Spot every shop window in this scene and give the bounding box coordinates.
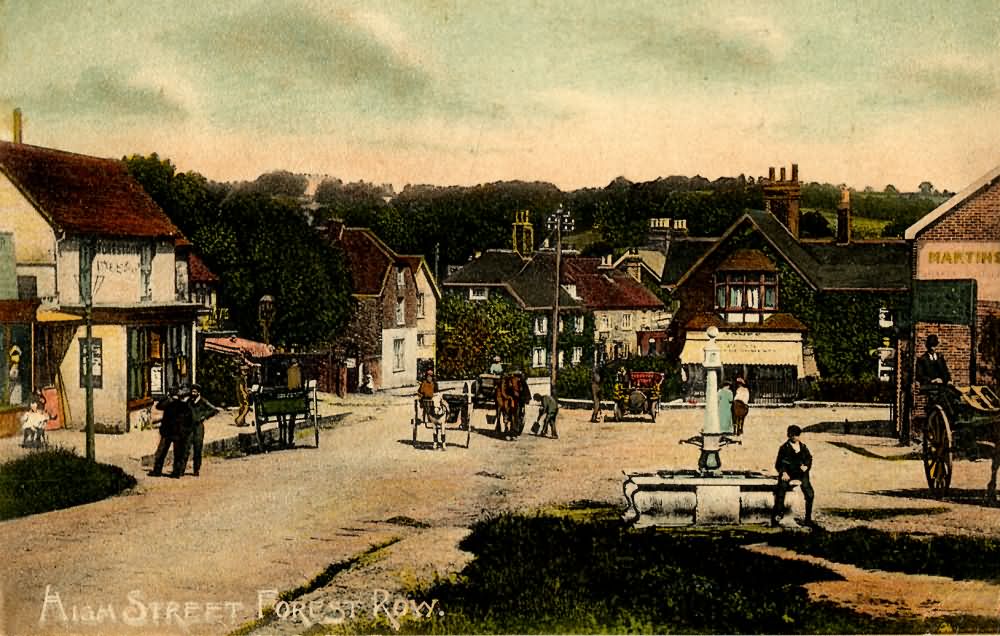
[1,325,32,405]
[715,272,779,312]
[128,325,190,402]
[79,337,103,390]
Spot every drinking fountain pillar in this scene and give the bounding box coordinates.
[698,326,723,474]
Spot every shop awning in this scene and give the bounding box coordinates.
[205,335,274,359]
[680,332,804,373]
[36,308,83,322]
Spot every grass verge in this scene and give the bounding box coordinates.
[318,505,999,634]
[0,446,136,520]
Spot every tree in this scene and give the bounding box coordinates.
[918,181,935,196]
[884,184,899,194]
[435,295,531,379]
[124,155,353,349]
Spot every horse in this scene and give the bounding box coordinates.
[494,372,528,440]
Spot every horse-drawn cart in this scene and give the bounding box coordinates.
[611,371,665,422]
[410,390,471,450]
[471,372,529,438]
[921,384,1000,496]
[251,380,320,451]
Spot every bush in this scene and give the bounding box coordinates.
[0,446,137,520]
[197,349,240,407]
[555,365,591,399]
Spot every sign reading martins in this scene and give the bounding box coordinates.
[917,241,1000,302]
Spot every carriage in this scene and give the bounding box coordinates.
[251,380,320,452]
[410,389,471,449]
[920,383,1000,496]
[611,371,665,422]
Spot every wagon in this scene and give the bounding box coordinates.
[251,380,320,451]
[410,390,471,450]
[611,371,665,422]
[920,383,1000,495]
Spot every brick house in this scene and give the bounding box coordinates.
[0,139,201,433]
[664,165,910,401]
[323,223,439,390]
[905,164,1000,428]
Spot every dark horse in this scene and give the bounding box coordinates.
[495,372,529,440]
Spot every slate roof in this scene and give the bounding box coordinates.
[0,141,184,239]
[443,249,581,310]
[563,257,665,310]
[660,238,716,287]
[672,210,909,292]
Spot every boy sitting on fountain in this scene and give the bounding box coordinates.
[771,424,816,528]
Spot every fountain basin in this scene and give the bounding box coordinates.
[622,469,804,527]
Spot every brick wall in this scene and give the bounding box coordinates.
[918,180,1000,242]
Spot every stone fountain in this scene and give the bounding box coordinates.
[621,327,802,527]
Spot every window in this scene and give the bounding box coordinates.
[715,272,778,312]
[79,338,103,389]
[175,259,189,302]
[621,313,633,330]
[395,298,405,326]
[558,350,565,368]
[393,338,405,371]
[396,267,406,291]
[16,276,37,300]
[599,315,610,331]
[417,333,425,347]
[574,316,584,333]
[532,347,547,368]
[534,315,548,335]
[572,347,583,364]
[128,325,190,401]
[416,293,425,318]
[470,287,488,300]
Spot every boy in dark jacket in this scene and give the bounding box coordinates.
[771,424,815,527]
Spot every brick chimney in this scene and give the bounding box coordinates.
[512,209,534,259]
[836,188,851,245]
[763,163,802,239]
[12,109,22,144]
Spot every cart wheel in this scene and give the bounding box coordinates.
[923,405,953,495]
[614,402,623,422]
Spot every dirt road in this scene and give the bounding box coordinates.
[3,397,1000,635]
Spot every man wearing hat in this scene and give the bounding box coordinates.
[417,368,437,424]
[916,334,951,386]
[185,383,219,476]
[151,385,194,478]
[489,356,504,374]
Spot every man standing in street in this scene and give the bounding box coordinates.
[185,383,219,477]
[150,386,193,478]
[531,393,559,439]
[771,424,816,528]
[732,377,750,437]
[590,365,602,423]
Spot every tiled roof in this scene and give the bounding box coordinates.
[336,228,393,296]
[188,252,218,283]
[563,257,665,310]
[443,250,582,310]
[204,335,274,358]
[717,248,776,271]
[0,141,184,239]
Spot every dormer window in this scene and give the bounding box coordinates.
[470,287,488,301]
[715,272,778,311]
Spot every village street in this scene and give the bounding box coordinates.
[4,392,1000,636]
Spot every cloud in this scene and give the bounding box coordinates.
[16,66,187,121]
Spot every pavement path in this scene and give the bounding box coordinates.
[2,395,1000,635]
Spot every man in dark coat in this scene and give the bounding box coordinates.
[150,386,193,478]
[916,334,951,385]
[771,424,815,527]
[590,365,602,423]
[185,383,219,476]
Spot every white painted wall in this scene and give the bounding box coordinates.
[381,327,417,389]
[59,324,128,429]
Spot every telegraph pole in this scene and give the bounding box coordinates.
[547,206,574,398]
[81,238,96,461]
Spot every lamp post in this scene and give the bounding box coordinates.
[546,205,574,398]
[258,295,275,346]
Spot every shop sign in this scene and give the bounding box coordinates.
[912,279,976,325]
[917,241,1000,301]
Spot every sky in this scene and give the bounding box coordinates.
[1,1,999,193]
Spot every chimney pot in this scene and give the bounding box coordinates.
[780,166,786,181]
[769,167,776,181]
[791,163,798,182]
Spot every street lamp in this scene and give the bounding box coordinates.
[258,295,275,346]
[546,205,574,398]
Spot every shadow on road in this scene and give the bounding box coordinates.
[874,488,1000,509]
[804,419,895,436]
